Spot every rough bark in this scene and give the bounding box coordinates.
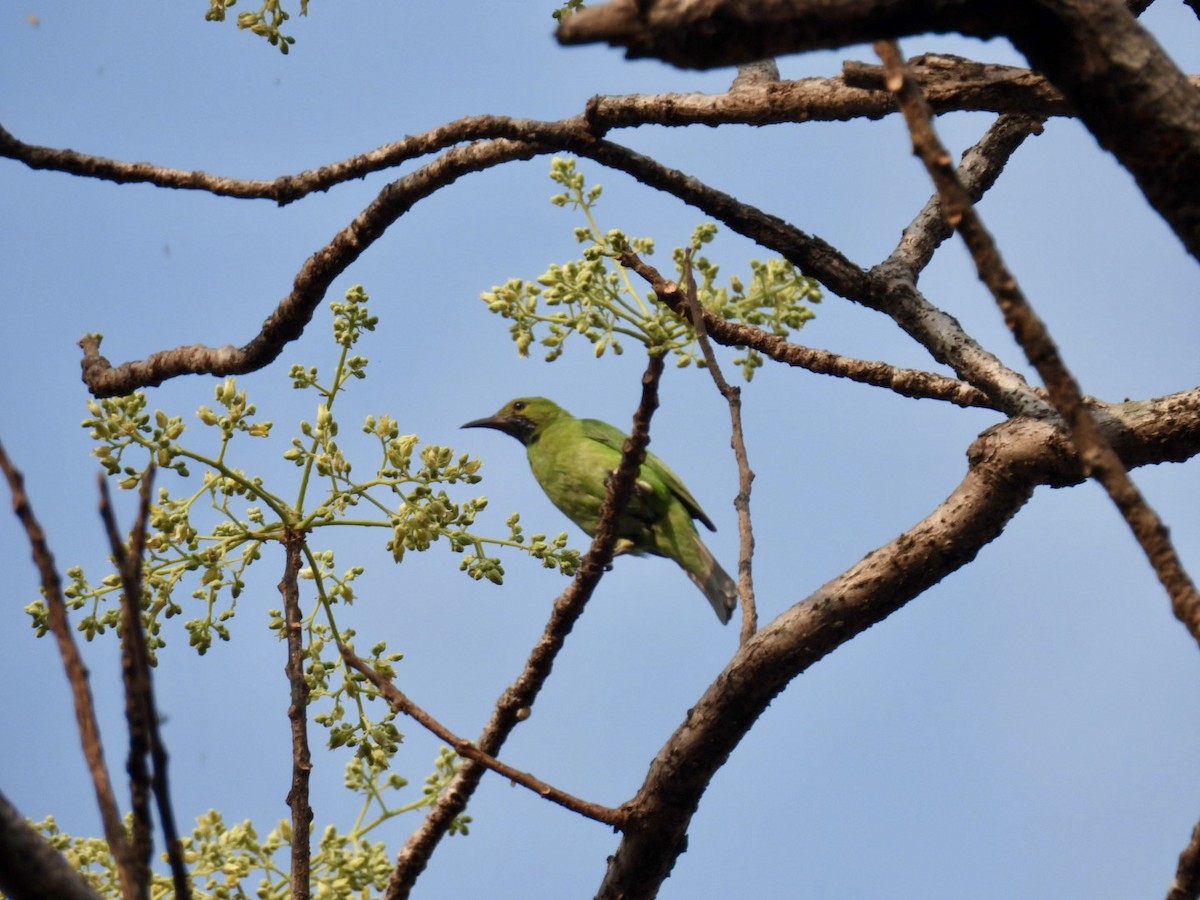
[597,392,1200,896]
[559,0,1200,261]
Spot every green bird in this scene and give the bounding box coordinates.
[462,397,738,624]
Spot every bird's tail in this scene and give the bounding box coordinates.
[687,540,738,625]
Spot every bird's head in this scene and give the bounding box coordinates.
[461,397,565,446]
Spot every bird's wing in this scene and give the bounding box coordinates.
[580,417,717,532]
[579,417,628,453]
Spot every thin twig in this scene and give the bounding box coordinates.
[875,37,1200,648]
[98,476,153,897]
[384,352,667,899]
[280,530,313,900]
[340,646,621,827]
[884,110,1045,276]
[97,471,191,899]
[0,440,137,900]
[617,249,993,409]
[677,250,758,642]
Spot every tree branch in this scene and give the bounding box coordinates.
[884,110,1046,276]
[280,530,313,900]
[596,387,1200,897]
[97,470,190,899]
[624,247,996,407]
[0,440,137,900]
[598,426,1037,896]
[875,37,1200,644]
[1168,816,1200,900]
[63,94,1036,421]
[0,56,1114,205]
[678,252,760,643]
[559,0,1200,262]
[384,352,667,899]
[556,0,1000,65]
[1000,0,1200,262]
[339,646,621,827]
[0,790,102,900]
[97,474,154,899]
[77,138,543,397]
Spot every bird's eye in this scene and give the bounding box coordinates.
[513,401,526,411]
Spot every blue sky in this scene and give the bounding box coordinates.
[3,3,1200,898]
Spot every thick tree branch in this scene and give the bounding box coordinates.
[586,53,1100,128]
[340,646,621,827]
[0,790,102,900]
[876,38,1200,644]
[556,0,999,65]
[1000,0,1200,262]
[597,387,1200,897]
[384,353,667,899]
[600,438,1035,896]
[1168,817,1200,900]
[559,0,1200,262]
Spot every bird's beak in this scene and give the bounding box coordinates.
[461,415,506,431]
[462,413,534,444]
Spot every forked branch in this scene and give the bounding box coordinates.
[875,38,1200,645]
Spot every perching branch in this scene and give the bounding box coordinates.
[621,248,764,634]
[875,37,1200,645]
[0,440,137,900]
[339,645,621,827]
[384,351,667,899]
